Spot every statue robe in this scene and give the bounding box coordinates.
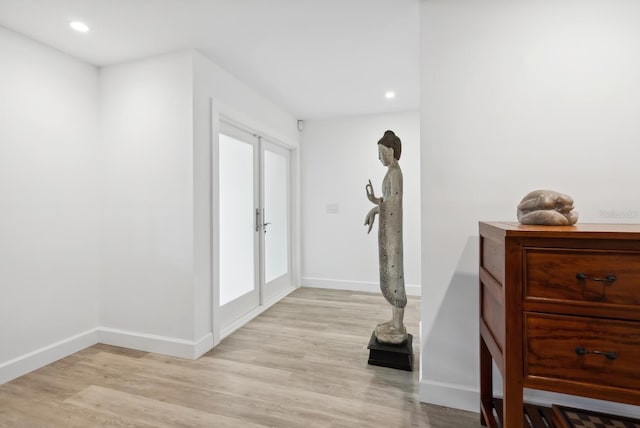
[378,165,407,308]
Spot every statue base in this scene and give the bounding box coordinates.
[367,331,413,371]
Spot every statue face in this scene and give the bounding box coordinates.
[378,144,394,166]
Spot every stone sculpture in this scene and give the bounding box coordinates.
[517,189,578,225]
[364,130,408,345]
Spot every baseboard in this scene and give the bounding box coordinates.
[220,286,296,340]
[302,277,421,296]
[419,380,640,419]
[194,332,214,359]
[522,389,640,420]
[97,328,213,360]
[0,329,98,385]
[419,379,480,413]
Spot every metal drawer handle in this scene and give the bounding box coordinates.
[575,346,617,360]
[576,273,616,283]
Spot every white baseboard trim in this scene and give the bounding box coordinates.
[419,379,480,413]
[521,389,640,420]
[97,328,212,360]
[419,381,640,419]
[0,329,98,385]
[302,277,421,296]
[194,332,214,359]
[1,328,214,385]
[220,286,296,340]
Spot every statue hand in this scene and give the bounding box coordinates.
[364,207,378,234]
[366,179,380,204]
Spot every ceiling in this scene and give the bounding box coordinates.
[0,0,420,119]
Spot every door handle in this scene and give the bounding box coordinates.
[263,222,271,233]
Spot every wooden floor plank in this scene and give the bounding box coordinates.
[0,288,481,427]
[65,385,274,428]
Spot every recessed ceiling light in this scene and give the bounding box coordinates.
[69,21,90,33]
[385,91,396,99]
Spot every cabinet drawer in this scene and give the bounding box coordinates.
[525,249,640,306]
[525,313,640,391]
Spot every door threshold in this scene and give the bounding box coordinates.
[220,286,297,340]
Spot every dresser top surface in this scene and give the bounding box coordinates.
[480,221,640,239]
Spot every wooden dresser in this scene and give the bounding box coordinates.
[479,222,640,427]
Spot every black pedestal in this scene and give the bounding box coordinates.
[367,331,414,371]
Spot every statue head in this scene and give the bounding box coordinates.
[377,130,401,161]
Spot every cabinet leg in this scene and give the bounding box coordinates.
[480,336,492,426]
[503,375,524,428]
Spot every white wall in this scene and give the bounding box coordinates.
[301,112,421,297]
[192,51,300,345]
[420,0,640,416]
[0,26,100,383]
[98,50,300,355]
[0,27,298,378]
[99,51,199,355]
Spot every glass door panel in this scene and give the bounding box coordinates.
[219,124,260,327]
[262,141,291,301]
[264,148,289,282]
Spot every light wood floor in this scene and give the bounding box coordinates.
[0,288,482,427]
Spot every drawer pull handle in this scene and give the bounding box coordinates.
[575,273,616,283]
[575,346,617,360]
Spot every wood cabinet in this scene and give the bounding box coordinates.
[479,222,640,427]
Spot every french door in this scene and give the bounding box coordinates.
[218,121,291,331]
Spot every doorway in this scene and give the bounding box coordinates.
[218,120,292,334]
